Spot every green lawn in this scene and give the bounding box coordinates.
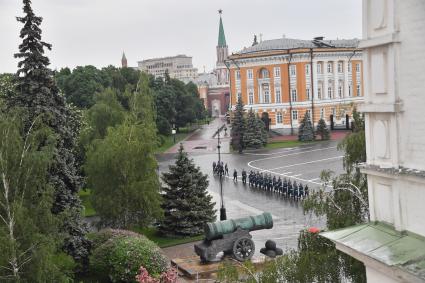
[132,226,203,248]
[265,140,318,149]
[156,132,191,153]
[79,189,96,217]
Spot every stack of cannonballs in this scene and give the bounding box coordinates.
[260,240,283,258]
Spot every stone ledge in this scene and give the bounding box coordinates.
[359,32,400,49]
[359,163,425,181]
[358,102,403,113]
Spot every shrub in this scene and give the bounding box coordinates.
[90,229,168,282]
[88,228,140,249]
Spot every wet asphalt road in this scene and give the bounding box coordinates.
[157,120,345,257]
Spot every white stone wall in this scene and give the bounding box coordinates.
[359,1,425,281]
[366,267,399,283]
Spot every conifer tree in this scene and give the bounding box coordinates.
[298,112,315,141]
[257,113,268,145]
[231,98,246,153]
[243,109,265,149]
[8,0,89,265]
[160,144,216,236]
[316,118,330,140]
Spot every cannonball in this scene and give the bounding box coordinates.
[265,250,277,258]
[275,248,283,256]
[265,240,276,250]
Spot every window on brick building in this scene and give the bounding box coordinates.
[356,63,360,73]
[318,86,322,99]
[292,110,298,121]
[317,63,322,74]
[274,67,281,78]
[305,64,310,75]
[328,86,333,99]
[276,112,283,124]
[306,109,312,119]
[338,62,343,73]
[327,63,333,73]
[290,65,296,76]
[275,88,282,103]
[261,69,269,78]
[306,88,311,100]
[338,85,343,97]
[247,69,253,80]
[248,90,254,105]
[264,89,270,103]
[236,70,241,80]
[291,89,297,102]
[237,91,242,102]
[348,84,352,97]
[357,84,361,96]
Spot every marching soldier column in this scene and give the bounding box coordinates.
[213,163,310,201]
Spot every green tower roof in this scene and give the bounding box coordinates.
[218,15,227,47]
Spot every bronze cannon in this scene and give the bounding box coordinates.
[194,212,273,262]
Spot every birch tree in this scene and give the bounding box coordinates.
[0,113,72,282]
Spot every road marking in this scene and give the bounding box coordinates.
[229,200,279,220]
[247,146,337,166]
[243,146,315,156]
[247,156,343,186]
[289,174,302,177]
[264,156,343,171]
[308,178,320,182]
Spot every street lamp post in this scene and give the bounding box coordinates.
[217,126,227,220]
[172,124,176,144]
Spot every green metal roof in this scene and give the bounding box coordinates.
[218,16,227,47]
[321,222,425,281]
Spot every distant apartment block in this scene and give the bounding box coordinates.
[138,55,198,83]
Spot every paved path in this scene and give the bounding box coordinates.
[165,118,230,154]
[158,120,346,258]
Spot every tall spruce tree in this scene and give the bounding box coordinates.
[231,98,246,153]
[243,109,264,149]
[316,118,330,140]
[160,144,216,236]
[298,112,315,141]
[8,0,90,265]
[257,113,268,145]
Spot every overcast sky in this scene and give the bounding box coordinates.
[0,0,362,73]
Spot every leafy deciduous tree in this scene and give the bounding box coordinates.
[85,73,162,228]
[0,113,74,282]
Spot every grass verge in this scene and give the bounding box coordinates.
[265,140,318,149]
[156,132,191,153]
[132,226,203,248]
[79,189,96,217]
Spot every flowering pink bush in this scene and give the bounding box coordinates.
[136,266,178,283]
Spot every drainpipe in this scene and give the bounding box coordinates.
[310,48,315,131]
[287,52,294,135]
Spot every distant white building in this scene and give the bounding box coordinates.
[138,55,198,83]
[322,1,425,282]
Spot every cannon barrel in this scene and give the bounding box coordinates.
[204,212,273,240]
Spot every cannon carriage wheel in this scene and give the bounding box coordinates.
[232,237,255,261]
